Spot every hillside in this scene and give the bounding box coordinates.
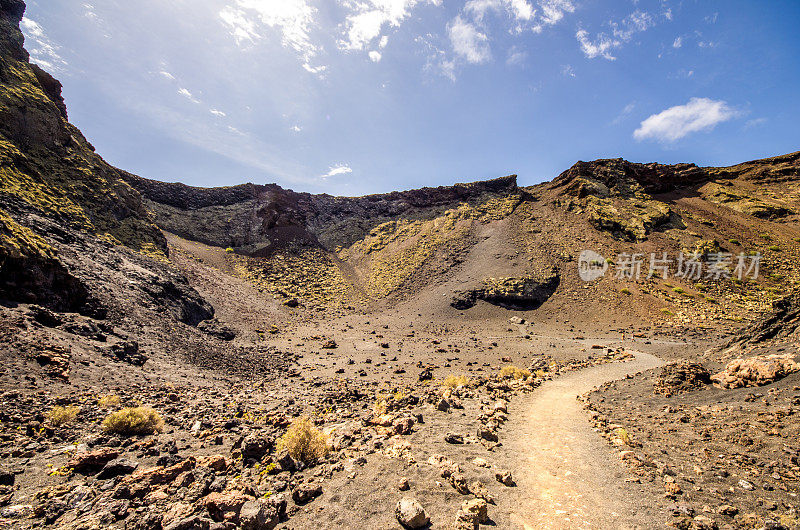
[1,1,800,529]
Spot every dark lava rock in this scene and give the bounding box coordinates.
[451,268,560,310]
[107,341,148,366]
[97,458,139,480]
[198,319,237,341]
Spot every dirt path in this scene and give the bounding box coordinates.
[499,351,667,529]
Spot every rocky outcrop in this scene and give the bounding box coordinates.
[712,354,800,389]
[451,268,560,310]
[0,0,220,337]
[122,173,519,253]
[653,361,711,396]
[549,154,799,240]
[725,290,800,347]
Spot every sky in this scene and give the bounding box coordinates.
[19,0,800,195]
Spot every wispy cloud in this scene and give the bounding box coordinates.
[560,64,575,77]
[321,163,353,179]
[576,9,658,61]
[506,46,527,66]
[449,15,491,64]
[220,0,325,76]
[20,17,67,72]
[178,87,200,103]
[338,0,441,63]
[611,101,635,124]
[436,0,574,80]
[634,97,739,143]
[210,108,226,117]
[744,117,767,130]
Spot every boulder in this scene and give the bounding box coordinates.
[711,354,800,389]
[395,498,429,529]
[239,495,286,530]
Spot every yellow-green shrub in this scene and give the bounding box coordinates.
[500,365,531,380]
[101,407,163,435]
[47,406,79,426]
[97,394,121,409]
[276,416,329,462]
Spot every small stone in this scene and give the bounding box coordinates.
[239,496,286,530]
[395,498,429,529]
[398,478,410,491]
[477,427,498,442]
[445,433,464,444]
[495,471,515,487]
[292,483,322,505]
[67,448,119,473]
[737,479,754,491]
[462,498,488,523]
[436,398,451,412]
[96,458,139,480]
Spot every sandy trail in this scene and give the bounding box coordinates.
[502,351,667,529]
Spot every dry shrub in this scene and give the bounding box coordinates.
[500,365,531,380]
[276,416,329,462]
[47,406,79,426]
[101,407,163,436]
[97,394,121,409]
[441,375,471,388]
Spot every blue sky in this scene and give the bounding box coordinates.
[20,0,800,195]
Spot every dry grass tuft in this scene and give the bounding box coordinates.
[97,394,121,409]
[276,416,329,463]
[47,406,79,426]
[441,375,471,388]
[500,365,531,380]
[101,407,164,436]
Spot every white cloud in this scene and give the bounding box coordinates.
[369,50,382,62]
[159,70,176,80]
[178,88,200,103]
[321,163,353,179]
[560,64,575,77]
[634,97,739,143]
[290,125,302,132]
[338,0,441,61]
[20,17,67,72]
[576,10,655,61]
[220,0,325,75]
[672,36,682,48]
[449,16,491,64]
[464,0,573,32]
[210,108,226,117]
[576,30,617,60]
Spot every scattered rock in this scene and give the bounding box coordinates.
[654,361,711,396]
[67,448,120,473]
[445,433,464,444]
[239,495,286,530]
[96,458,139,480]
[291,483,322,505]
[395,498,429,529]
[495,471,515,487]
